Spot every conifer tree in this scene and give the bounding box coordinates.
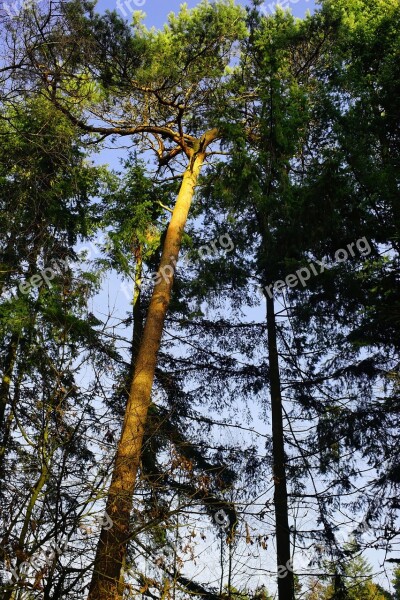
[0,95,115,599]
[3,2,248,596]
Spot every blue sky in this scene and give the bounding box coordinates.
[79,0,397,592]
[94,0,316,28]
[86,0,319,319]
[89,0,317,175]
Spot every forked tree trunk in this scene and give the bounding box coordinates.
[88,145,210,600]
[266,294,294,600]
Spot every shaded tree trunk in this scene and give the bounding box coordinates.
[0,333,18,436]
[266,294,294,600]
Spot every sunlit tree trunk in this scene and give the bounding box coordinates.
[88,148,208,600]
[118,242,143,597]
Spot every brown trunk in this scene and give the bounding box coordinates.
[0,333,18,434]
[118,244,143,596]
[87,147,209,600]
[266,294,294,600]
[0,361,22,482]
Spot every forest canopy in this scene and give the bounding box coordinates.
[0,0,399,599]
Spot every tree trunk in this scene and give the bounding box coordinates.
[87,148,208,600]
[2,461,50,600]
[0,333,18,434]
[118,243,143,596]
[265,294,294,600]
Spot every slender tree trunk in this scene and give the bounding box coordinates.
[0,333,18,434]
[2,462,50,600]
[88,147,209,600]
[265,294,294,600]
[0,362,23,485]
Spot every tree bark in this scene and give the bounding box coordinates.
[87,146,209,600]
[0,333,18,435]
[265,294,294,600]
[118,243,143,596]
